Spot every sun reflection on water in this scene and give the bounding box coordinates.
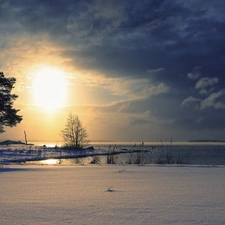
[41,159,59,165]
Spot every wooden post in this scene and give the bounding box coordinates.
[24,130,28,145]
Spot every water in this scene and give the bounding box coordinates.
[66,143,225,165]
[32,142,225,165]
[1,141,225,165]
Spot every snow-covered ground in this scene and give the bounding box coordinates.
[1,164,225,225]
[1,143,225,224]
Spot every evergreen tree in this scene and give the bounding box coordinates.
[0,72,23,133]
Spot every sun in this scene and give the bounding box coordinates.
[32,66,67,111]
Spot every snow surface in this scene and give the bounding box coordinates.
[1,164,225,225]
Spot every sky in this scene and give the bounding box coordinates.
[1,0,225,142]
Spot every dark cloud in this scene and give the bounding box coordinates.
[172,112,225,131]
[130,118,150,127]
[2,0,225,140]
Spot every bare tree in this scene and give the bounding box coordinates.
[61,113,89,149]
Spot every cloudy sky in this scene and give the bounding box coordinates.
[1,0,225,142]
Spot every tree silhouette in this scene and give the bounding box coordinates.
[61,113,89,149]
[0,72,23,133]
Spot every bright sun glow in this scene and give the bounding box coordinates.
[32,66,67,111]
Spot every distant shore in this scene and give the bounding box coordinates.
[189,140,225,143]
[0,140,34,145]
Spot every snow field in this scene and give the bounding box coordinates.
[1,165,225,225]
